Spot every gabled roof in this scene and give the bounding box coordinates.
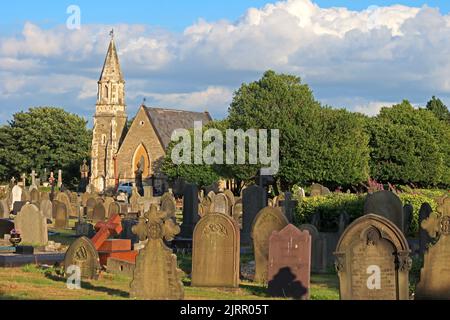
[144,106,213,149]
[99,38,124,82]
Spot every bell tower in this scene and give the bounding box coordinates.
[91,30,127,192]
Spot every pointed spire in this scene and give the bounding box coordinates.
[99,32,123,82]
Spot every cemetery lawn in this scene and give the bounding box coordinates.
[0,265,339,300]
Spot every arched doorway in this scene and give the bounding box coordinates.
[132,144,151,178]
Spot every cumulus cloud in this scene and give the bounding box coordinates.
[1,0,450,124]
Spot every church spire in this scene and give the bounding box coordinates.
[99,30,123,82]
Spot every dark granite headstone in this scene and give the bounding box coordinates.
[180,183,199,238]
[403,204,414,235]
[242,185,266,246]
[120,219,139,244]
[279,192,298,224]
[419,203,433,258]
[0,219,14,238]
[12,201,26,215]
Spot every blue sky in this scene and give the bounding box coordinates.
[1,0,450,125]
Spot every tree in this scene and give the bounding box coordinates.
[0,107,92,188]
[367,100,450,187]
[227,70,370,190]
[426,96,450,122]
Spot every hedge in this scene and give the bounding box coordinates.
[294,190,448,235]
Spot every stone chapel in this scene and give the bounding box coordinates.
[90,34,212,193]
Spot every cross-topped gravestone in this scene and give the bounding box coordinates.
[30,170,37,188]
[416,196,450,299]
[91,214,123,250]
[130,205,184,300]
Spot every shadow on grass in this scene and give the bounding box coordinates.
[239,282,268,297]
[44,273,129,298]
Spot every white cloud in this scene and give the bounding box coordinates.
[1,0,450,123]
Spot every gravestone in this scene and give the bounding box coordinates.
[109,202,121,218]
[40,192,50,202]
[54,201,69,229]
[299,224,327,273]
[279,192,298,224]
[11,185,22,208]
[160,196,176,221]
[15,204,48,245]
[242,185,266,246]
[81,192,92,207]
[364,190,404,232]
[30,188,40,204]
[0,219,14,238]
[12,201,26,215]
[334,214,411,300]
[21,189,31,202]
[75,222,95,238]
[103,197,115,217]
[64,236,101,280]
[40,199,53,220]
[129,189,141,213]
[310,184,331,197]
[419,203,433,258]
[192,213,240,288]
[268,224,311,300]
[403,204,413,235]
[212,193,229,216]
[416,197,450,299]
[338,211,350,236]
[85,197,97,220]
[56,192,74,217]
[223,189,235,208]
[180,183,199,238]
[120,219,139,245]
[92,203,106,223]
[130,205,184,300]
[0,199,9,219]
[232,201,243,229]
[251,207,289,283]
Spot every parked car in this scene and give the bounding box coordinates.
[117,182,133,196]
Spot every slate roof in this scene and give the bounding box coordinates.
[144,106,213,149]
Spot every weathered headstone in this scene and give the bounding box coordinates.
[11,185,22,209]
[310,184,331,197]
[75,222,95,238]
[232,201,243,229]
[64,236,101,280]
[180,183,199,238]
[251,207,289,283]
[299,224,327,273]
[55,192,73,218]
[14,204,48,245]
[103,197,115,217]
[129,188,141,213]
[130,205,184,300]
[54,201,69,229]
[279,192,298,224]
[338,211,350,236]
[334,214,411,300]
[364,190,404,232]
[268,224,311,300]
[160,196,176,221]
[85,197,97,220]
[419,203,433,258]
[242,185,266,246]
[120,219,139,245]
[30,188,40,204]
[21,188,30,202]
[192,213,240,288]
[40,199,53,220]
[109,202,121,218]
[416,197,450,299]
[212,193,229,216]
[0,199,9,219]
[92,203,106,223]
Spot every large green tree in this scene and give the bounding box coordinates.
[227,70,370,190]
[426,96,450,122]
[367,100,450,187]
[0,107,92,188]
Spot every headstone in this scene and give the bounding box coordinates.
[57,170,63,188]
[251,207,289,283]
[117,192,128,203]
[85,197,97,220]
[299,224,327,273]
[192,213,240,288]
[12,201,26,215]
[21,188,31,202]
[334,214,411,300]
[55,192,73,218]
[11,185,22,209]
[338,211,350,236]
[416,197,450,299]
[120,219,139,245]
[419,203,433,258]
[363,190,404,232]
[279,192,298,224]
[198,197,212,218]
[75,222,95,238]
[92,203,106,223]
[14,204,48,245]
[180,183,199,238]
[40,199,53,220]
[310,184,331,197]
[223,189,235,207]
[109,202,121,217]
[212,193,229,216]
[160,196,176,221]
[130,205,184,300]
[403,204,413,235]
[54,201,69,229]
[129,188,141,213]
[232,201,243,229]
[268,224,311,300]
[144,186,153,199]
[30,188,40,204]
[0,219,14,238]
[64,236,101,280]
[0,199,10,219]
[103,197,115,217]
[242,185,266,246]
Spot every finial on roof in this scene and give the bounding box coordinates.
[110,29,114,39]
[142,97,147,106]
